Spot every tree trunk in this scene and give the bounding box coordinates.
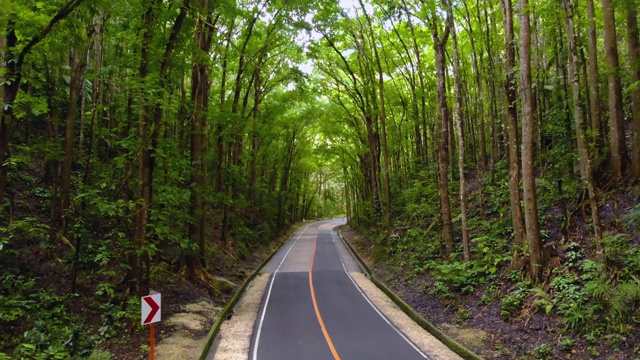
[0,20,9,216]
[63,38,92,293]
[501,0,526,250]
[562,0,604,261]
[432,17,455,257]
[602,0,628,180]
[484,2,499,171]
[84,15,105,185]
[586,0,603,149]
[129,0,160,296]
[59,45,89,234]
[188,0,213,273]
[359,0,391,227]
[447,0,470,261]
[463,0,488,173]
[626,2,640,180]
[519,0,546,282]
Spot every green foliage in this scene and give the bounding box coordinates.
[0,217,49,250]
[563,242,584,268]
[541,243,640,337]
[558,337,574,352]
[500,282,530,320]
[427,260,482,294]
[0,274,96,358]
[87,349,113,360]
[530,287,554,314]
[625,203,640,228]
[429,281,454,301]
[391,227,440,275]
[602,234,640,277]
[453,307,472,323]
[530,343,553,359]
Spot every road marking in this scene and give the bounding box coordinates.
[331,231,430,359]
[252,223,313,360]
[309,229,342,360]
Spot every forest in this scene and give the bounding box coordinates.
[1,0,639,358]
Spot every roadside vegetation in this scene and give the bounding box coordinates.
[347,167,640,358]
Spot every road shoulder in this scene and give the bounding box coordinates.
[211,274,270,360]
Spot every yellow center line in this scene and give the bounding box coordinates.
[309,229,342,360]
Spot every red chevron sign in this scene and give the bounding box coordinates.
[141,293,161,325]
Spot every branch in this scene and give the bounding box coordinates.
[17,0,87,72]
[160,0,191,76]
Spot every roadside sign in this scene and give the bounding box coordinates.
[141,293,161,325]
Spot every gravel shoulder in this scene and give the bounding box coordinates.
[212,274,270,360]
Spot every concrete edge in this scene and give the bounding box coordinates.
[198,222,306,360]
[337,226,485,360]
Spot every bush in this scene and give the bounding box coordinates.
[531,343,553,359]
[0,273,102,358]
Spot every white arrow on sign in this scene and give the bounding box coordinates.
[141,293,161,325]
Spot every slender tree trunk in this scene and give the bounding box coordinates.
[447,1,470,261]
[463,1,488,173]
[602,0,628,180]
[501,0,526,250]
[626,2,640,180]
[484,2,499,171]
[248,63,261,200]
[519,0,546,282]
[562,0,604,261]
[150,0,189,195]
[0,16,6,216]
[129,0,160,296]
[84,15,104,185]
[188,0,212,273]
[59,45,89,233]
[586,0,603,149]
[359,0,391,227]
[63,37,92,293]
[432,17,455,257]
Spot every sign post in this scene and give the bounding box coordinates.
[142,293,161,360]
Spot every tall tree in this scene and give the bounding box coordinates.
[188,0,215,276]
[562,0,604,261]
[431,5,455,256]
[129,0,161,296]
[626,0,640,180]
[519,0,545,281]
[601,0,628,180]
[358,0,392,227]
[446,0,470,261]
[585,0,603,149]
[500,0,526,251]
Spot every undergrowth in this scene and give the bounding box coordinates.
[362,169,640,358]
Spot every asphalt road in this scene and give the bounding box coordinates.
[250,219,430,360]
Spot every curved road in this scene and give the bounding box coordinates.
[250,219,430,360]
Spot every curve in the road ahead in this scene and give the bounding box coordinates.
[251,219,430,360]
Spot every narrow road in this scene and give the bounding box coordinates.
[250,219,430,360]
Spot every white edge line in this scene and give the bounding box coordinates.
[252,223,313,360]
[331,229,431,360]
